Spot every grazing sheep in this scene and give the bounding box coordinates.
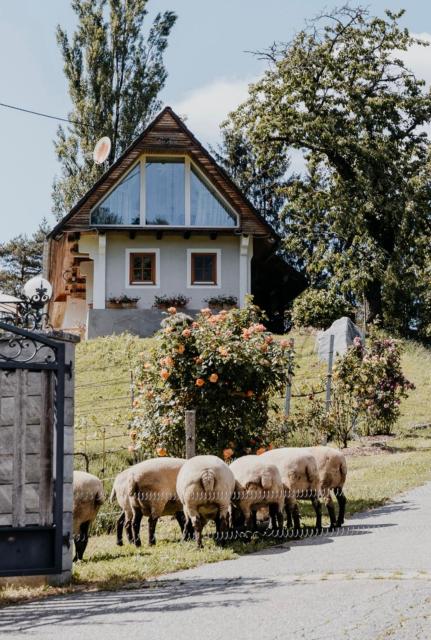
[128,457,187,546]
[110,467,134,546]
[308,446,347,528]
[176,455,235,547]
[261,448,322,531]
[229,455,284,532]
[73,470,104,561]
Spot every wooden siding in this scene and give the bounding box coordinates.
[53,108,273,238]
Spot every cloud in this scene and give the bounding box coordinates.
[172,77,256,147]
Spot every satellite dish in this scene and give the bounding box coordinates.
[93,136,111,164]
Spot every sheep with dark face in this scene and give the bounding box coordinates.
[73,470,104,561]
[308,446,347,528]
[261,448,322,531]
[176,455,235,547]
[128,457,187,546]
[229,455,284,533]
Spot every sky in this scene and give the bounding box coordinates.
[1,0,431,242]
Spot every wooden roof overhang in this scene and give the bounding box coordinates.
[47,107,277,241]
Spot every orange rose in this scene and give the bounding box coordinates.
[156,446,168,457]
[209,373,219,383]
[177,344,185,354]
[182,328,191,338]
[160,368,170,381]
[246,390,254,397]
[132,399,141,408]
[143,362,151,369]
[167,307,177,314]
[130,430,138,440]
[195,356,203,364]
[195,378,205,387]
[164,356,174,367]
[256,447,266,455]
[223,447,234,460]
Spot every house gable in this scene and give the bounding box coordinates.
[48,107,275,238]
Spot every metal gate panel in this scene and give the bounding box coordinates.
[0,321,69,576]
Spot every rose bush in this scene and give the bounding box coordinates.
[333,333,414,435]
[131,302,294,458]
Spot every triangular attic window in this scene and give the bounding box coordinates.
[191,167,236,227]
[91,163,140,225]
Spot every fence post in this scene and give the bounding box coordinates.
[185,409,196,459]
[284,339,294,416]
[325,334,335,412]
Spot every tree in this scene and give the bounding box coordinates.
[0,220,50,295]
[212,124,288,230]
[227,7,431,335]
[53,0,177,220]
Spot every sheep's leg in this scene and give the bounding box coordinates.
[269,503,283,533]
[285,496,300,533]
[116,511,125,546]
[132,509,143,547]
[335,488,347,527]
[324,493,337,529]
[215,507,230,546]
[74,520,90,561]
[124,517,134,543]
[311,496,322,532]
[148,515,159,546]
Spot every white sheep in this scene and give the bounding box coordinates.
[72,470,104,561]
[229,455,284,532]
[110,467,134,546]
[261,448,322,531]
[308,445,347,528]
[176,455,235,547]
[128,457,187,546]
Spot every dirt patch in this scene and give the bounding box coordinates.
[343,435,398,457]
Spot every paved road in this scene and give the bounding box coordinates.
[2,483,431,640]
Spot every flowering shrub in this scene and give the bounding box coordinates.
[291,288,353,329]
[333,333,414,435]
[131,302,294,457]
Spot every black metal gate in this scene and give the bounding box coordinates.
[0,321,70,576]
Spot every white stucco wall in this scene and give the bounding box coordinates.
[103,233,242,309]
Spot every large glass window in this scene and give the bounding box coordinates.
[91,164,140,225]
[191,167,236,227]
[145,159,185,225]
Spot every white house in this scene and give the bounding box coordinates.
[46,107,302,337]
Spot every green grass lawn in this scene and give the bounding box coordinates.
[1,329,431,607]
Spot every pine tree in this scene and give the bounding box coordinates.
[53,0,177,220]
[0,220,51,295]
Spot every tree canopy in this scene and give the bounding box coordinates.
[225,6,431,337]
[52,0,176,220]
[0,220,50,296]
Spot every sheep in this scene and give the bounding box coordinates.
[260,448,322,531]
[72,470,104,561]
[128,457,188,546]
[229,455,284,533]
[110,467,134,546]
[308,446,347,528]
[176,455,235,548]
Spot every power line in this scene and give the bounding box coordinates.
[0,100,84,127]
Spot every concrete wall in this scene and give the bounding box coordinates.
[104,233,241,309]
[0,330,78,586]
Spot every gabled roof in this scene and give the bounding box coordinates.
[48,107,277,239]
